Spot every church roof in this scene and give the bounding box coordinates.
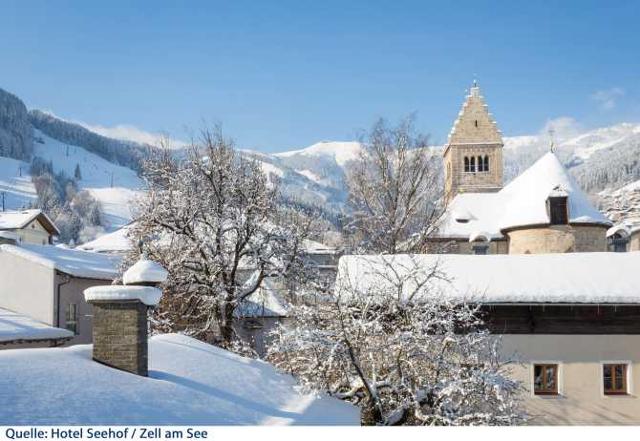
[447,83,503,146]
[434,152,611,239]
[498,152,610,231]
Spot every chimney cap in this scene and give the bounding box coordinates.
[84,285,162,306]
[123,258,168,286]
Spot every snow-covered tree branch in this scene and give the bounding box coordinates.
[267,256,525,425]
[345,117,442,254]
[128,128,317,350]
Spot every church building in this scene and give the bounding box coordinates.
[431,83,612,254]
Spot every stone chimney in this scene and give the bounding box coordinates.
[84,258,168,376]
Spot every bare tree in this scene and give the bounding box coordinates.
[267,255,525,425]
[346,117,441,254]
[128,128,315,349]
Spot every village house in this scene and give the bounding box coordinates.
[0,209,59,245]
[337,252,640,425]
[432,83,612,254]
[0,257,358,425]
[0,243,120,345]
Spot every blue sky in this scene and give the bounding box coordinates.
[1,0,638,151]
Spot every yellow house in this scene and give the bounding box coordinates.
[0,209,59,245]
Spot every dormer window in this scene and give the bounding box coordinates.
[548,196,568,225]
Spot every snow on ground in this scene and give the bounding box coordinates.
[0,156,36,210]
[275,141,362,167]
[0,243,121,280]
[0,333,358,425]
[33,131,144,229]
[0,307,72,343]
[337,252,640,305]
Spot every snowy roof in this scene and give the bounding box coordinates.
[0,209,59,235]
[337,252,640,304]
[607,224,631,238]
[302,239,337,255]
[123,258,168,285]
[0,244,121,280]
[0,333,358,425]
[497,152,611,230]
[0,308,73,344]
[77,225,133,254]
[84,285,163,307]
[236,277,289,318]
[435,152,611,238]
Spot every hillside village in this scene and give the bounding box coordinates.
[1,82,640,426]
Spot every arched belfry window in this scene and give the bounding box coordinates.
[484,155,489,172]
[464,156,470,172]
[469,156,476,172]
[474,120,478,127]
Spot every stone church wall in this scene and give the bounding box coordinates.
[506,225,607,254]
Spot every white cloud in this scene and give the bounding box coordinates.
[591,87,625,111]
[540,116,583,142]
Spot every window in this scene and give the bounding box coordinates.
[533,364,558,395]
[472,243,488,255]
[610,233,628,253]
[484,155,489,172]
[548,197,568,225]
[603,364,628,395]
[476,156,484,172]
[474,120,478,127]
[464,156,470,172]
[65,303,78,335]
[469,156,476,172]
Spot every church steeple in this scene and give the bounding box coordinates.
[443,81,504,204]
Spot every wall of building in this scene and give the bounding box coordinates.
[500,334,640,425]
[444,144,503,204]
[507,224,607,254]
[15,220,51,245]
[630,231,640,251]
[0,251,55,324]
[426,238,508,254]
[57,275,113,345]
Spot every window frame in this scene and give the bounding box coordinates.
[65,303,79,336]
[602,362,631,396]
[532,362,561,396]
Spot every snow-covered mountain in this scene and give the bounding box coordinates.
[2,85,640,239]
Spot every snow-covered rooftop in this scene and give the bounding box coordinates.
[0,209,59,235]
[236,278,289,318]
[0,308,73,344]
[76,224,134,254]
[0,244,121,280]
[0,333,358,425]
[337,252,640,304]
[435,152,611,238]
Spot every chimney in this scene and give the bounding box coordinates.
[84,258,168,376]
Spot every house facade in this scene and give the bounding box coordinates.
[0,209,59,245]
[337,252,640,425]
[0,244,121,345]
[432,83,612,254]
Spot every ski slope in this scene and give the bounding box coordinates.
[33,131,144,229]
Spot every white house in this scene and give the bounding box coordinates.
[0,209,59,245]
[0,243,121,345]
[0,307,72,349]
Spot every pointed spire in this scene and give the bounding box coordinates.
[447,80,503,145]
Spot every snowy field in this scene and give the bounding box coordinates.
[33,130,144,229]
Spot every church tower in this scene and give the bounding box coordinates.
[443,81,504,204]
